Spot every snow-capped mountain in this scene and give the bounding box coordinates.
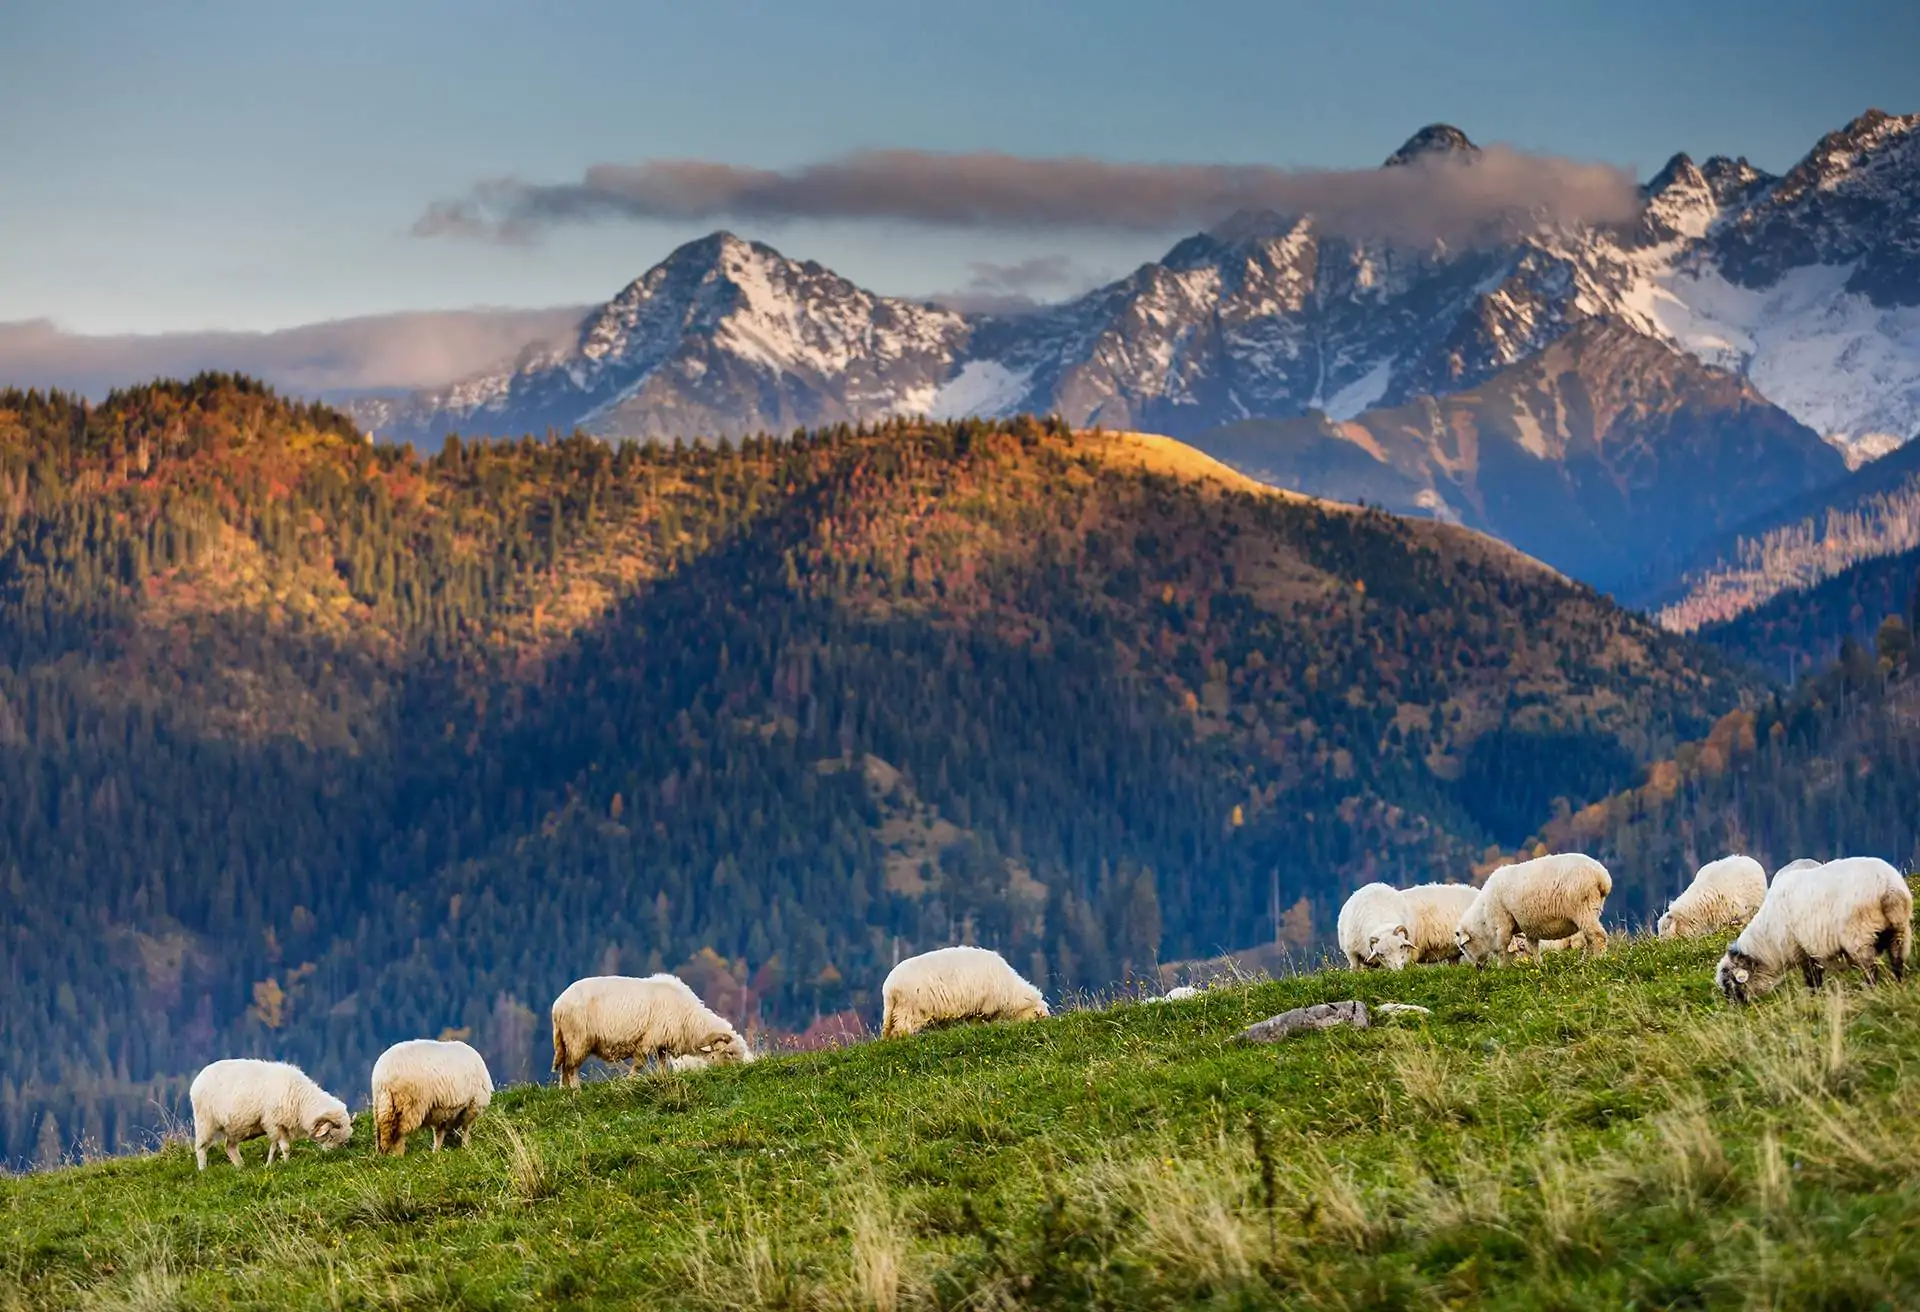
[359,232,972,443]
[363,112,1920,473]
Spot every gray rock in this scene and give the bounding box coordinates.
[1236,1000,1371,1043]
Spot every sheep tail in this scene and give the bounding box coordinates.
[1883,896,1911,980]
[373,1086,404,1155]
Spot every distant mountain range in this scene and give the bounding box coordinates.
[355,110,1920,600]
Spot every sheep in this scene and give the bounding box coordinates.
[1398,883,1481,964]
[1657,855,1767,939]
[1717,856,1913,1002]
[188,1059,352,1170]
[1337,883,1415,970]
[550,974,753,1089]
[880,946,1048,1038]
[1143,985,1200,1005]
[1455,853,1612,966]
[370,1039,493,1155]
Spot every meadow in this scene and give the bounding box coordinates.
[5,916,1920,1310]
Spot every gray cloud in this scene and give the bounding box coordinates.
[415,146,1642,248]
[928,254,1106,315]
[0,307,588,400]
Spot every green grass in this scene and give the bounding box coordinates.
[7,925,1920,1310]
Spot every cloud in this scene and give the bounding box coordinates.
[927,254,1106,315]
[0,307,589,400]
[415,145,1642,248]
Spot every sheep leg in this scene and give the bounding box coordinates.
[264,1138,278,1165]
[1800,957,1825,991]
[224,1139,244,1168]
[431,1125,446,1153]
[1843,939,1881,985]
[194,1125,215,1172]
[1574,909,1608,958]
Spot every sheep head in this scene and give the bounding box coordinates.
[1655,910,1677,939]
[1454,923,1494,967]
[696,1030,755,1065]
[309,1110,353,1149]
[1366,925,1414,971]
[1716,947,1774,1004]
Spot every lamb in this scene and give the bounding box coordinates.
[1717,856,1913,1002]
[370,1038,493,1155]
[188,1058,352,1170]
[880,946,1048,1038]
[1337,884,1415,970]
[1398,883,1481,964]
[1455,853,1612,966]
[1657,855,1767,939]
[550,974,753,1089]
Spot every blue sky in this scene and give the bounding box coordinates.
[3,0,1917,333]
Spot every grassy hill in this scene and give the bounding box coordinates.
[0,378,1759,1167]
[6,916,1920,1310]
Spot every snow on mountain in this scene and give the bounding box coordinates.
[1624,262,1920,466]
[361,113,1920,474]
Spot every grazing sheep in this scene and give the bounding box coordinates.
[1657,855,1767,939]
[1143,985,1200,1005]
[1399,883,1481,964]
[550,974,753,1089]
[1717,857,1913,1002]
[880,946,1048,1038]
[1456,853,1612,966]
[188,1059,352,1171]
[370,1039,493,1155]
[1337,884,1415,971]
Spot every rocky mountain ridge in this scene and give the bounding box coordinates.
[360,111,1920,471]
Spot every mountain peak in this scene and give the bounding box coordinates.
[1383,124,1480,168]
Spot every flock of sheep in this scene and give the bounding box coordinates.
[185,945,1045,1170]
[185,853,1913,1171]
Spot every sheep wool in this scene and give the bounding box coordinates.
[371,1039,493,1156]
[880,946,1048,1038]
[1657,855,1767,939]
[188,1058,352,1170]
[1718,856,1913,1002]
[1399,883,1481,964]
[1337,884,1415,970]
[1456,853,1612,965]
[550,974,753,1089]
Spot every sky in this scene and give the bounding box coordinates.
[3,0,1918,341]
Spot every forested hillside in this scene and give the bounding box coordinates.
[1695,545,1920,682]
[1515,617,1920,923]
[0,379,1752,1166]
[1651,434,1920,632]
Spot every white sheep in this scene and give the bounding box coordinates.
[1717,856,1913,1002]
[1657,855,1767,939]
[1399,883,1481,964]
[550,974,753,1089]
[880,946,1048,1038]
[370,1039,493,1155]
[1455,853,1612,966]
[188,1058,352,1170]
[1337,884,1415,970]
[1142,985,1201,1005]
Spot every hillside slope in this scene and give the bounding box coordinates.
[6,927,1920,1309]
[1194,324,1846,593]
[0,379,1755,1166]
[1649,433,1920,629]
